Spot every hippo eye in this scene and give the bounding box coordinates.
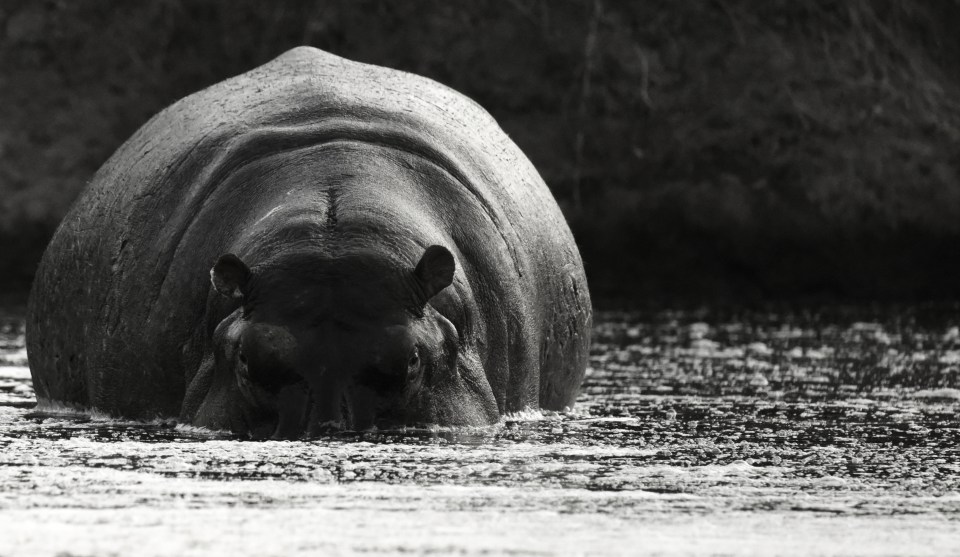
[408,349,420,369]
[239,352,248,365]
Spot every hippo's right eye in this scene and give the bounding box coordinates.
[239,352,248,365]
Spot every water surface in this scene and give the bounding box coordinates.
[1,309,958,555]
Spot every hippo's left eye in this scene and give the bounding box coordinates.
[408,349,420,370]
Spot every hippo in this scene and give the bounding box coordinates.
[26,46,591,438]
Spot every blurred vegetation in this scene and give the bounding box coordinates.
[1,0,959,304]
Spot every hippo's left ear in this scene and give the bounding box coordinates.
[210,254,251,299]
[414,245,455,303]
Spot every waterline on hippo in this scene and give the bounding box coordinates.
[26,47,592,439]
[30,392,568,443]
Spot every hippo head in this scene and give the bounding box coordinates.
[198,245,499,438]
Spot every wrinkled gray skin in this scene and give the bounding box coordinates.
[27,47,592,438]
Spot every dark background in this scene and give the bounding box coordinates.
[2,0,960,307]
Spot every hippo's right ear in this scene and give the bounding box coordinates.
[210,254,251,299]
[414,245,455,304]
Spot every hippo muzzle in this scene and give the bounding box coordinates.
[193,246,500,438]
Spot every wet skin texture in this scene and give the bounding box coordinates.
[26,47,592,438]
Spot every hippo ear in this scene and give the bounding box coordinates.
[414,245,455,303]
[210,254,251,299]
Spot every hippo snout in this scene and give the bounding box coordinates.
[239,323,301,392]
